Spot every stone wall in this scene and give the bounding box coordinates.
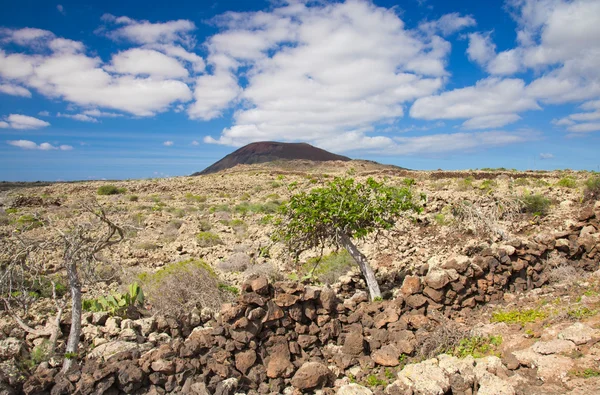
[10,204,600,395]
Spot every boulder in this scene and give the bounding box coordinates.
[531,339,576,355]
[290,361,332,390]
[371,345,401,367]
[396,358,450,395]
[558,323,597,345]
[87,341,139,362]
[400,276,422,296]
[0,338,22,360]
[425,270,450,290]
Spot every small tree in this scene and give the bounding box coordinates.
[0,200,124,373]
[274,177,423,300]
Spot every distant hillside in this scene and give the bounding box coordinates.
[192,141,351,175]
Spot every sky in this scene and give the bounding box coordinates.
[1,0,599,181]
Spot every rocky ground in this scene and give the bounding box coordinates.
[0,161,599,394]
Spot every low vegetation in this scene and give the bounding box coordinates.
[491,308,548,325]
[196,231,222,247]
[97,185,126,195]
[301,250,356,284]
[82,283,144,317]
[584,175,600,201]
[520,193,551,216]
[137,259,223,316]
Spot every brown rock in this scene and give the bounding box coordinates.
[240,292,266,307]
[273,293,300,307]
[400,275,422,296]
[405,314,430,329]
[371,344,401,366]
[235,350,257,374]
[374,308,399,329]
[151,359,175,374]
[247,275,270,295]
[423,286,445,303]
[425,269,450,289]
[319,287,338,311]
[263,300,284,322]
[266,341,294,378]
[290,362,332,390]
[297,335,318,349]
[405,294,428,308]
[342,330,365,356]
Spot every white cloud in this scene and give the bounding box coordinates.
[191,140,199,146]
[107,48,189,79]
[145,44,205,73]
[163,140,174,146]
[57,112,98,122]
[0,114,50,129]
[567,122,600,133]
[466,32,496,66]
[7,139,72,150]
[581,100,600,111]
[38,111,50,117]
[0,27,54,46]
[419,13,476,36]
[410,78,540,120]
[462,114,521,130]
[551,117,574,126]
[57,5,65,15]
[100,14,196,48]
[0,83,31,97]
[203,0,449,146]
[82,109,123,118]
[539,153,554,159]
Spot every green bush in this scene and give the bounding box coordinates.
[97,185,126,195]
[491,308,547,325]
[82,283,144,317]
[457,177,474,191]
[137,259,222,317]
[584,176,600,201]
[128,195,139,202]
[196,231,222,247]
[556,177,577,188]
[14,214,44,230]
[520,194,551,216]
[185,193,207,203]
[302,250,356,284]
[452,335,502,358]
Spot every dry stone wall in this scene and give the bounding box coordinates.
[10,204,600,395]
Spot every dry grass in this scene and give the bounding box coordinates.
[451,196,522,240]
[417,320,470,359]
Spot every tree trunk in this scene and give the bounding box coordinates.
[339,233,382,300]
[62,264,82,374]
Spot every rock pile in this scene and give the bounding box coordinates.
[5,205,600,394]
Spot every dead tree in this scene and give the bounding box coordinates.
[0,200,124,373]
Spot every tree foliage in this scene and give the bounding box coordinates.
[274,176,424,256]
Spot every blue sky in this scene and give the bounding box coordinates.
[1,0,599,181]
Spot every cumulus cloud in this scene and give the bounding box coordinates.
[82,109,123,118]
[0,26,193,116]
[567,123,600,133]
[0,114,50,129]
[410,78,540,120]
[100,14,196,48]
[7,139,72,150]
[539,153,554,159]
[203,0,449,146]
[163,140,174,146]
[57,112,98,122]
[38,111,50,117]
[107,48,189,78]
[0,83,31,97]
[420,13,476,36]
[462,114,521,130]
[57,5,65,15]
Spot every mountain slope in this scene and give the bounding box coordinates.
[192,141,351,175]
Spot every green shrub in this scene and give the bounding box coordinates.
[82,283,144,317]
[302,250,356,284]
[5,208,18,214]
[452,335,502,358]
[402,178,416,187]
[457,177,474,191]
[218,283,239,295]
[14,214,44,230]
[479,179,497,192]
[514,178,530,186]
[584,176,600,201]
[209,204,231,213]
[198,219,212,231]
[185,193,207,203]
[196,231,222,247]
[520,194,551,216]
[128,195,139,202]
[97,185,126,195]
[557,177,577,188]
[491,308,547,325]
[137,259,221,317]
[434,213,449,226]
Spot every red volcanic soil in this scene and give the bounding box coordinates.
[192,141,351,175]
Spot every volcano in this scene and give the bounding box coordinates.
[192,141,351,175]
